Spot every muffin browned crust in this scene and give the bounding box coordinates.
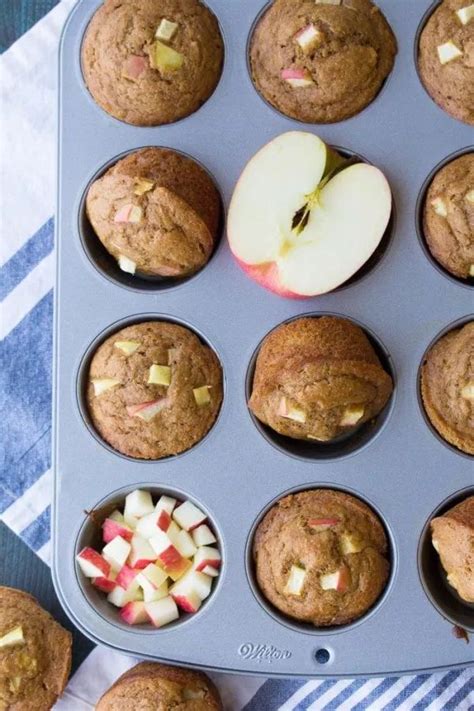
[86,148,221,279]
[0,587,72,710]
[249,317,393,442]
[249,0,397,124]
[418,0,474,126]
[95,662,222,710]
[82,0,224,126]
[253,490,390,627]
[87,321,223,459]
[431,496,474,603]
[421,322,474,456]
[423,153,474,280]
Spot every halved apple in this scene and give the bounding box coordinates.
[227,132,392,298]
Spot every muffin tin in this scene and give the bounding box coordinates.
[53,0,474,677]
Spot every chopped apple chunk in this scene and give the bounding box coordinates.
[284,565,306,596]
[0,626,24,649]
[308,517,339,531]
[193,385,211,406]
[277,397,306,423]
[127,398,167,421]
[91,378,121,396]
[466,189,474,204]
[134,178,155,196]
[315,0,341,4]
[437,41,462,64]
[281,68,314,88]
[470,264,474,276]
[461,382,474,400]
[122,55,148,81]
[149,40,184,72]
[431,198,448,218]
[115,340,140,355]
[340,533,364,555]
[340,405,364,427]
[148,364,171,386]
[156,18,178,41]
[114,204,142,224]
[118,255,136,275]
[456,4,474,24]
[432,538,440,553]
[295,24,322,51]
[320,565,350,592]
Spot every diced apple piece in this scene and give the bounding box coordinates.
[77,547,111,578]
[461,382,474,400]
[166,521,181,545]
[136,572,169,602]
[102,518,133,544]
[149,530,190,580]
[193,546,221,573]
[109,509,125,523]
[173,590,202,614]
[320,565,351,592]
[183,689,206,700]
[308,517,340,531]
[92,575,116,593]
[193,386,211,406]
[340,533,364,555]
[134,178,155,196]
[156,495,177,514]
[118,255,136,275]
[175,530,197,558]
[126,398,167,421]
[114,204,133,223]
[156,18,178,41]
[148,364,171,386]
[129,534,157,569]
[192,524,217,547]
[277,397,306,423]
[470,265,474,277]
[135,511,160,539]
[456,4,474,24]
[315,0,341,4]
[145,596,179,627]
[284,565,306,596]
[437,41,462,64]
[170,569,212,602]
[102,536,131,572]
[295,24,321,51]
[466,189,474,204]
[116,564,138,591]
[0,627,24,649]
[431,198,448,218]
[149,40,184,72]
[281,68,314,88]
[120,601,148,625]
[122,55,148,81]
[125,490,154,518]
[107,585,142,608]
[432,538,440,553]
[141,563,168,589]
[340,406,364,427]
[158,510,172,532]
[173,501,207,531]
[114,340,140,355]
[91,378,121,396]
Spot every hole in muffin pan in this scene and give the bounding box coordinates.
[245,484,397,636]
[417,315,474,460]
[245,312,396,462]
[75,484,224,633]
[315,648,331,665]
[246,1,397,126]
[76,313,225,462]
[415,147,474,290]
[418,486,474,633]
[78,147,225,293]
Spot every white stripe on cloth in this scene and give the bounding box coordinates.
[278,681,324,709]
[424,670,473,711]
[0,0,76,267]
[37,539,52,565]
[0,468,52,531]
[308,679,357,709]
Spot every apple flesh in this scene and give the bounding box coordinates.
[156,495,177,514]
[228,131,392,298]
[284,565,306,596]
[278,397,306,423]
[308,517,339,531]
[457,4,474,24]
[118,255,136,275]
[193,546,221,573]
[114,340,140,355]
[281,68,314,88]
[120,601,148,625]
[92,575,116,594]
[295,24,321,52]
[340,533,364,555]
[173,501,207,531]
[145,597,179,627]
[77,547,111,579]
[91,378,121,396]
[437,41,462,64]
[129,534,157,569]
[340,406,365,427]
[102,536,131,572]
[107,584,142,608]
[0,626,24,648]
[170,570,212,603]
[126,398,167,421]
[116,564,138,590]
[461,382,474,400]
[192,524,217,547]
[125,489,154,518]
[320,565,351,592]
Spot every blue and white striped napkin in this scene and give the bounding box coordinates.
[0,2,473,708]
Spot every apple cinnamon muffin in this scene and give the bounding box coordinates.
[431,496,474,603]
[418,0,474,125]
[423,153,474,280]
[249,0,397,123]
[87,321,223,459]
[82,0,224,126]
[421,321,474,455]
[86,148,221,279]
[0,587,72,710]
[253,489,390,627]
[249,316,393,443]
[96,662,223,710]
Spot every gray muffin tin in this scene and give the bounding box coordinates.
[53,0,474,678]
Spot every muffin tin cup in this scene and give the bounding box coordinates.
[54,0,474,677]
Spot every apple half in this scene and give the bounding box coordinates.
[227,132,392,298]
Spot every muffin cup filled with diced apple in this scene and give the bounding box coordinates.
[75,487,222,630]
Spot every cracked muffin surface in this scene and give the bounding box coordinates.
[82,0,224,126]
[249,317,393,443]
[95,662,223,710]
[418,0,474,125]
[0,587,71,711]
[249,0,397,123]
[421,321,474,456]
[253,490,390,627]
[431,496,474,603]
[86,147,221,279]
[87,321,223,460]
[423,153,474,280]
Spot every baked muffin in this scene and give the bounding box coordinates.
[87,321,223,459]
[249,0,397,124]
[0,587,72,710]
[418,0,474,125]
[95,662,222,710]
[249,317,393,443]
[431,496,474,603]
[253,489,390,627]
[86,148,221,279]
[423,153,474,280]
[82,0,224,126]
[421,321,474,455]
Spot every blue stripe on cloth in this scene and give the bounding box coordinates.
[323,678,369,710]
[295,680,338,709]
[21,505,50,551]
[0,218,54,300]
[412,670,464,710]
[383,674,431,710]
[445,674,474,709]
[242,680,305,710]
[0,291,52,507]
[353,677,399,711]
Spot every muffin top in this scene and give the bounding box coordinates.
[421,322,474,455]
[95,662,222,710]
[423,153,474,280]
[0,587,71,711]
[87,321,223,459]
[253,490,390,627]
[249,317,393,442]
[431,496,474,603]
[249,0,397,124]
[418,0,474,125]
[82,0,224,126]
[86,148,221,279]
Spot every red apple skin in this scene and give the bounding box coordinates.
[116,565,138,590]
[92,576,116,593]
[102,518,133,544]
[132,557,156,570]
[195,558,221,573]
[120,602,147,625]
[233,256,308,300]
[159,545,184,568]
[337,565,351,593]
[308,518,340,530]
[172,594,200,613]
[78,547,110,578]
[158,510,171,532]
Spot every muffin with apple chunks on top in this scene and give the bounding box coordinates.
[87,321,223,459]
[249,316,393,443]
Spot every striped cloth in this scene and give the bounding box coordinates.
[0,1,473,708]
